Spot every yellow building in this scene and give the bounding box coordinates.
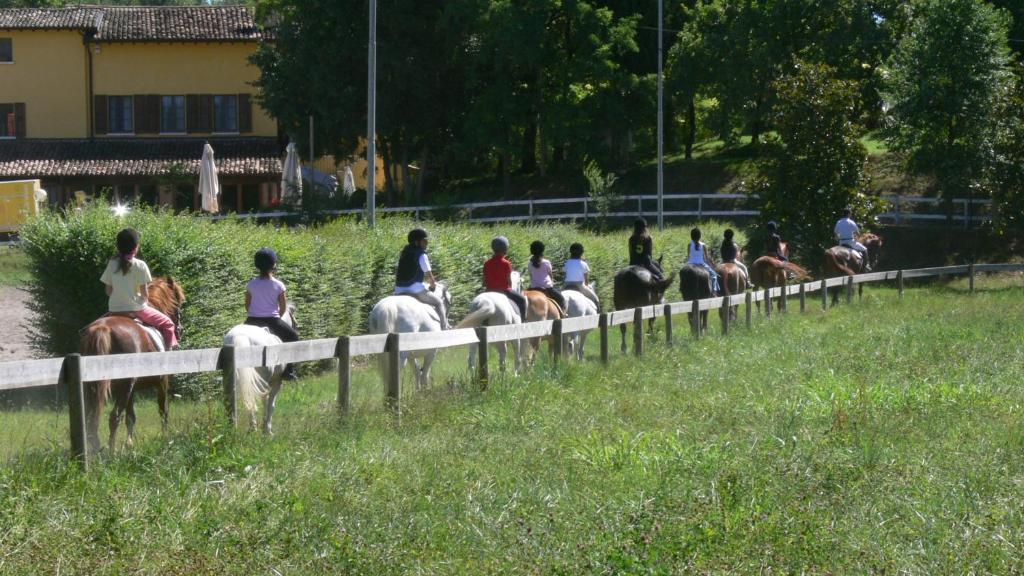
[0,5,292,211]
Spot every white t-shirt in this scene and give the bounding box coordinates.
[564,258,590,284]
[394,253,432,294]
[834,218,859,242]
[100,258,153,312]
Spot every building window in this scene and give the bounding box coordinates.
[108,96,133,134]
[0,104,14,138]
[161,95,186,133]
[0,38,11,63]
[213,95,238,133]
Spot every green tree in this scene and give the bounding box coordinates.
[754,61,881,257]
[987,65,1024,232]
[882,0,1014,203]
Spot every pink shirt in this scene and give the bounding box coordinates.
[528,258,554,288]
[247,277,286,318]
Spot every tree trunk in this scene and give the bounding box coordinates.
[664,97,677,153]
[551,144,565,174]
[537,120,547,177]
[522,116,538,174]
[685,98,696,160]
[500,150,512,199]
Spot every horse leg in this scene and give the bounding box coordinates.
[107,378,133,452]
[125,394,137,449]
[264,369,283,435]
[419,351,436,389]
[511,339,523,374]
[496,341,507,372]
[619,324,627,354]
[467,342,478,372]
[85,381,106,454]
[157,376,169,433]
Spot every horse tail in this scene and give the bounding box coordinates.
[80,324,112,446]
[824,250,855,277]
[223,330,266,415]
[456,300,496,329]
[784,261,812,281]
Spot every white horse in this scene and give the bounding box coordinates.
[457,272,524,374]
[222,305,298,434]
[562,289,599,361]
[368,283,452,390]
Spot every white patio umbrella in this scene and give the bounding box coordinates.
[342,165,356,198]
[281,141,303,206]
[199,142,220,213]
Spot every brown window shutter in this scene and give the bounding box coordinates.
[14,103,25,138]
[199,94,213,132]
[238,93,252,133]
[147,95,160,133]
[186,94,200,133]
[133,95,149,133]
[94,94,108,135]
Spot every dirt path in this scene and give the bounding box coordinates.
[0,286,38,360]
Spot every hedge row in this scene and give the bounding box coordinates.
[21,205,744,392]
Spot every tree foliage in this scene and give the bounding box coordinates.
[754,61,881,256]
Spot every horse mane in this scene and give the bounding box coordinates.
[147,277,185,316]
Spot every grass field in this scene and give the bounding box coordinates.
[0,246,29,288]
[1,277,1023,574]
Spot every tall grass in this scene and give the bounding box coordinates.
[1,281,1023,573]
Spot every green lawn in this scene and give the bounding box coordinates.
[2,277,1024,573]
[0,246,30,288]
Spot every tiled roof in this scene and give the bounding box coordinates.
[0,138,283,179]
[0,5,264,42]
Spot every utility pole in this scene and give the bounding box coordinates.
[656,0,665,231]
[367,0,377,228]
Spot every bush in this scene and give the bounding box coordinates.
[21,204,744,395]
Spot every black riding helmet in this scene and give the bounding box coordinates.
[408,228,428,244]
[254,247,278,274]
[116,228,140,255]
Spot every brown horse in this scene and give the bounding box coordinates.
[824,233,883,305]
[716,262,748,323]
[750,243,810,313]
[612,265,674,353]
[523,289,564,363]
[80,277,185,453]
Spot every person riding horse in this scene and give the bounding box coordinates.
[833,207,871,271]
[394,228,449,329]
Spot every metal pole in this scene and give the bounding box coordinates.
[656,0,664,231]
[308,114,314,173]
[367,0,377,228]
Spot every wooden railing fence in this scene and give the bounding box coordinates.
[1,262,1019,469]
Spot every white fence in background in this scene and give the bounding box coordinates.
[1,262,1018,469]
[209,193,993,227]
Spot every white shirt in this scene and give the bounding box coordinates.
[100,258,152,312]
[564,258,590,283]
[834,218,860,241]
[686,241,708,265]
[394,253,432,294]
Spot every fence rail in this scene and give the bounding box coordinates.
[2,262,1021,468]
[208,193,992,227]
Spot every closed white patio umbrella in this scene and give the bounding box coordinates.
[199,142,220,213]
[281,141,302,206]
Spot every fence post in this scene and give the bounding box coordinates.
[475,327,489,389]
[664,303,673,345]
[846,276,854,304]
[764,288,772,319]
[897,269,904,299]
[65,353,88,470]
[583,198,589,222]
[821,279,828,310]
[745,291,753,328]
[858,282,863,301]
[690,299,700,339]
[969,262,976,293]
[221,345,237,428]
[632,307,644,357]
[799,282,806,313]
[637,196,643,215]
[336,337,351,415]
[529,199,534,221]
[721,296,730,336]
[599,313,610,365]
[779,283,788,313]
[384,333,402,417]
[551,319,563,361]
[697,195,703,221]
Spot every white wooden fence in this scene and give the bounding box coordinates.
[0,262,1018,469]
[209,193,992,226]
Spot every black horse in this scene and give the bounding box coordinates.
[679,265,713,334]
[613,265,674,353]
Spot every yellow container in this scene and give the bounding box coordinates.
[0,179,44,234]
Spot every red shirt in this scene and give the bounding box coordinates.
[483,255,513,290]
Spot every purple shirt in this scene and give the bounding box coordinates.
[247,277,286,318]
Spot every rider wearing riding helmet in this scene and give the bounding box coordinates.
[483,235,528,320]
[395,228,449,329]
[764,221,788,262]
[834,207,870,271]
[246,247,300,379]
